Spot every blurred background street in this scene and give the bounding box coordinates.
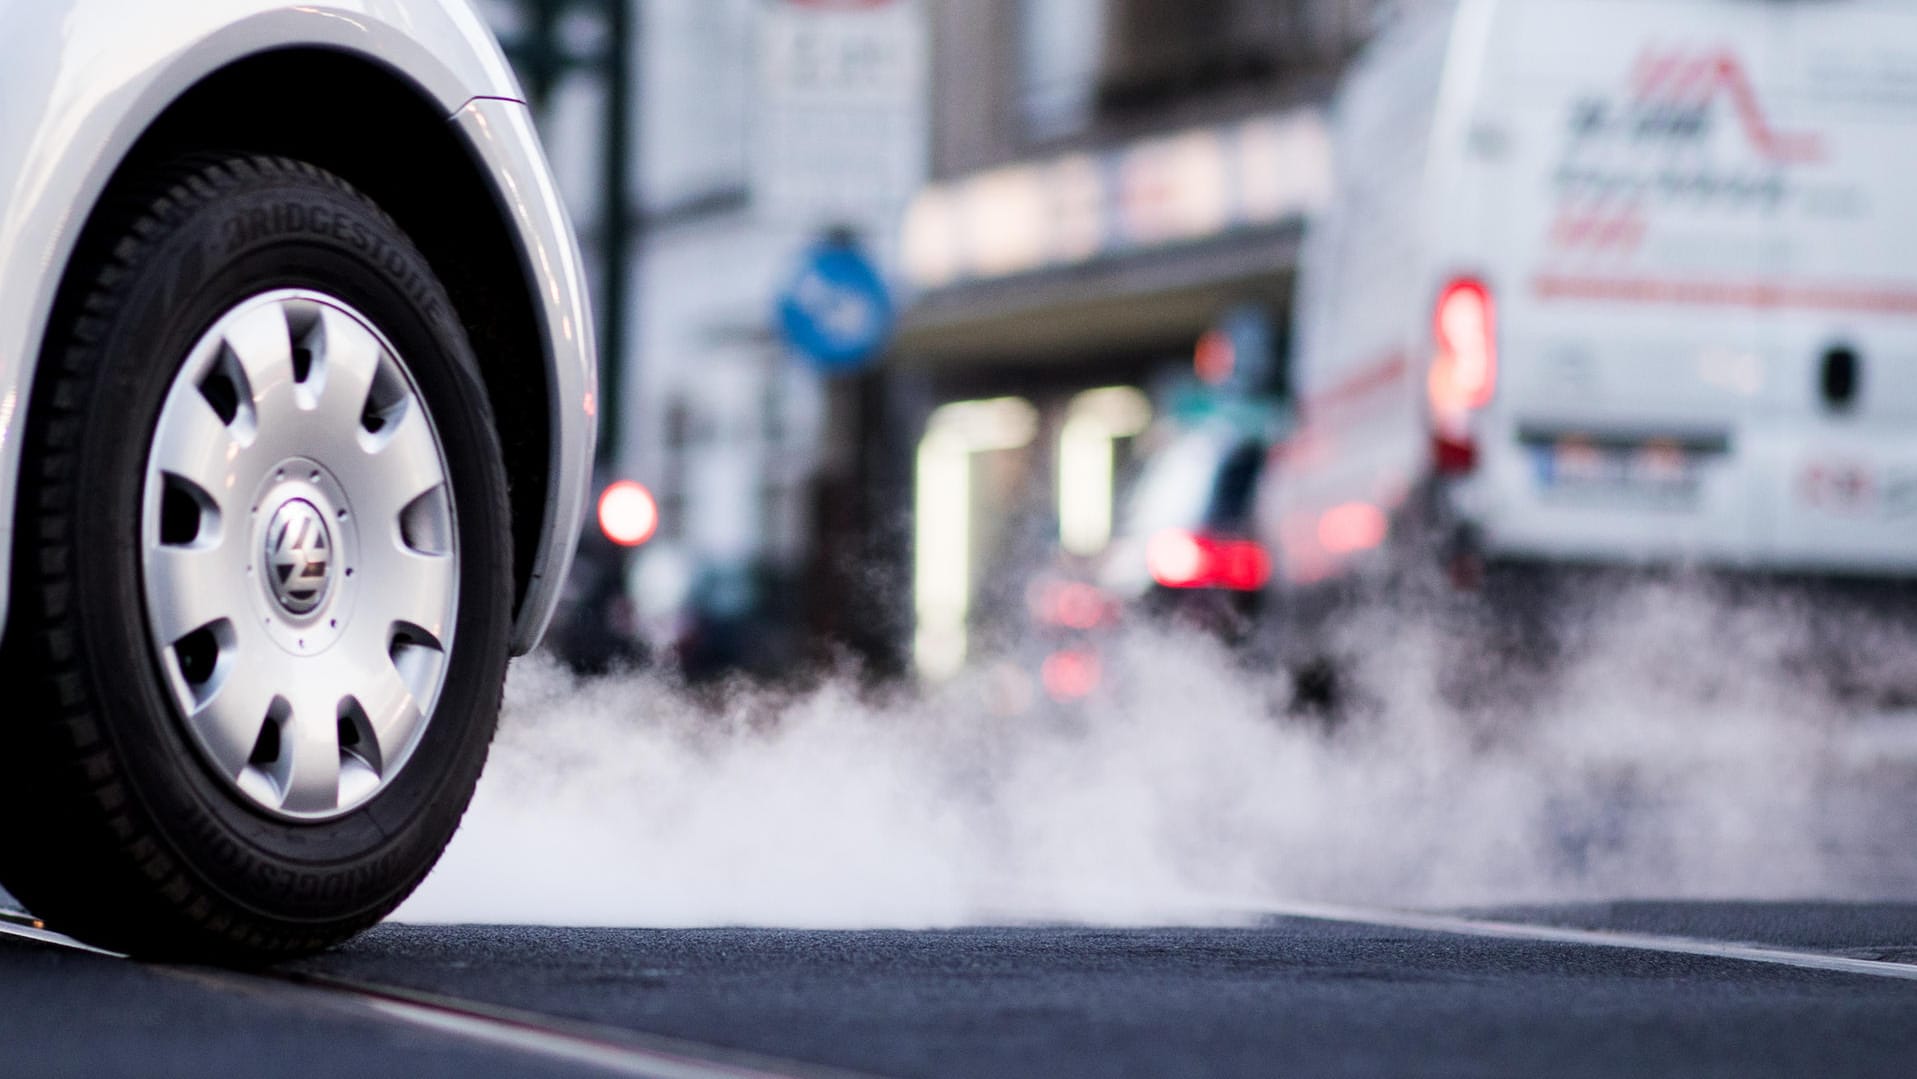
[508,0,1351,686]
[15,0,1917,1074]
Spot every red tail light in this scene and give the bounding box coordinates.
[1427,277,1496,474]
[1147,529,1271,591]
[1430,278,1496,410]
[1042,649,1103,701]
[1030,580,1117,630]
[1432,433,1477,474]
[1317,502,1387,555]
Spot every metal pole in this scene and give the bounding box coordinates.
[598,0,633,468]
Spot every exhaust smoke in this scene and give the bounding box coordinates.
[398,581,1917,927]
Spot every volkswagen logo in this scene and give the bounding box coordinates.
[265,498,333,617]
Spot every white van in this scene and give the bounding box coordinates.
[1263,0,1917,600]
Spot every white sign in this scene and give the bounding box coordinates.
[755,0,929,228]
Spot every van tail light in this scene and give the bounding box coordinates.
[1147,529,1271,591]
[1427,277,1496,475]
[1430,278,1497,410]
[1432,432,1477,473]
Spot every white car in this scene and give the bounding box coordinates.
[0,0,595,959]
[1265,0,1917,602]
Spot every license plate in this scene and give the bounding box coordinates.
[1533,437,1701,506]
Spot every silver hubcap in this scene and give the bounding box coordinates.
[141,291,459,820]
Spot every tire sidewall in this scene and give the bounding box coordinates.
[65,166,512,924]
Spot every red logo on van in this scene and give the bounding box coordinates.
[1801,460,1876,515]
[1552,49,1826,252]
[1629,50,1824,165]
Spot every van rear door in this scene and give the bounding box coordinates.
[1470,0,1774,565]
[1754,1,1917,574]
[1468,0,1917,574]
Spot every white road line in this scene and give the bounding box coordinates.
[1229,898,1917,982]
[9,901,1916,1079]
[0,917,125,958]
[0,921,843,1079]
[342,993,812,1079]
[286,974,874,1079]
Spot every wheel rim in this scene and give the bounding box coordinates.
[141,290,459,821]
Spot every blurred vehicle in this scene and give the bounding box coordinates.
[1020,410,1277,709]
[1103,418,1274,642]
[547,479,657,675]
[671,560,810,683]
[1263,0,1917,650]
[0,0,594,960]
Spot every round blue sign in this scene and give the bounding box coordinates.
[777,240,894,373]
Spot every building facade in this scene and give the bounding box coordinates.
[491,0,930,676]
[890,0,1378,678]
[490,0,1383,680]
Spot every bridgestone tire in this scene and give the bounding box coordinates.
[0,155,513,962]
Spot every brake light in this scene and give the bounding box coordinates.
[1432,433,1477,473]
[1042,649,1103,701]
[1146,529,1271,591]
[1429,278,1496,411]
[1427,278,1495,474]
[1030,580,1116,630]
[1317,502,1387,555]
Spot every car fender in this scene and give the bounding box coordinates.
[0,1,593,653]
[453,97,598,654]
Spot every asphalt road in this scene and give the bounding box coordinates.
[6,902,1917,1078]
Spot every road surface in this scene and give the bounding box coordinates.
[5,901,1917,1078]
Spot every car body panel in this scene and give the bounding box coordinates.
[0,0,594,654]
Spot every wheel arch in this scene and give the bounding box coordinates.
[43,48,559,641]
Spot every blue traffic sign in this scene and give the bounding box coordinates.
[776,238,894,374]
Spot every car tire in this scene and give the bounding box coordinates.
[0,154,513,962]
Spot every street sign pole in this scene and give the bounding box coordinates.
[498,0,636,469]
